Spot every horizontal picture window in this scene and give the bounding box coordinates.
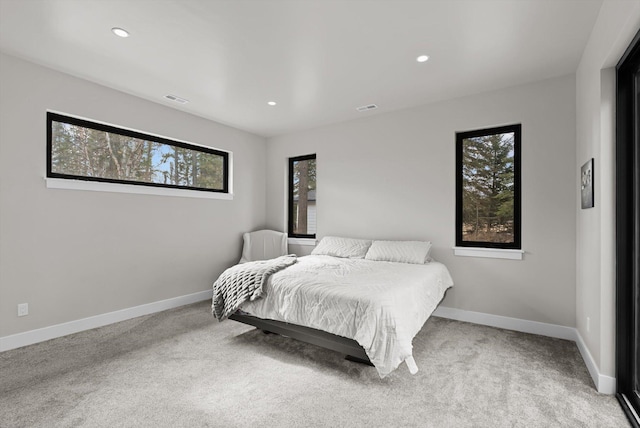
[47,112,229,194]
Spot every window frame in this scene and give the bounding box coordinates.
[47,112,230,194]
[455,124,522,250]
[288,153,317,239]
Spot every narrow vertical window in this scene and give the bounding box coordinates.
[456,124,521,249]
[288,154,316,238]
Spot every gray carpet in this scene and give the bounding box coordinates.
[0,301,628,428]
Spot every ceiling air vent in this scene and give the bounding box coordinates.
[356,104,378,112]
[165,94,189,104]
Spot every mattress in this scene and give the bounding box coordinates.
[240,255,453,377]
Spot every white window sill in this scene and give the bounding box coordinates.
[288,237,317,246]
[45,178,233,200]
[453,246,524,260]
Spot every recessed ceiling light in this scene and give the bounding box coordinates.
[267,101,277,106]
[416,55,429,63]
[111,27,129,38]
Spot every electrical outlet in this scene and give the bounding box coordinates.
[17,303,28,317]
[586,317,590,333]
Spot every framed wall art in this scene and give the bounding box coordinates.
[581,158,594,209]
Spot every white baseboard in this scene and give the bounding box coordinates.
[0,290,213,353]
[0,297,616,394]
[433,306,576,340]
[433,306,616,394]
[574,330,616,394]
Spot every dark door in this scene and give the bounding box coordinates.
[616,29,640,427]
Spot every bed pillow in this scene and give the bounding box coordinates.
[311,236,372,259]
[365,240,432,264]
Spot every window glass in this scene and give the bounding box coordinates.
[456,124,521,249]
[288,154,316,238]
[48,112,229,193]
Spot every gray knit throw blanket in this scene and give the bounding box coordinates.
[212,255,297,320]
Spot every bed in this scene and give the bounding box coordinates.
[213,237,454,378]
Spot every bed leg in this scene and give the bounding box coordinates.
[345,355,374,367]
[261,329,276,335]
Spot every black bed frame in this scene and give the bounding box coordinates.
[229,312,373,366]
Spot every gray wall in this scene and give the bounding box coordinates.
[0,53,267,337]
[575,1,640,380]
[266,74,577,327]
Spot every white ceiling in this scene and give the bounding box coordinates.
[0,0,603,138]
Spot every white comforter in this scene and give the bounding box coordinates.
[240,255,453,377]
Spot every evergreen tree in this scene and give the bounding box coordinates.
[462,132,514,242]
